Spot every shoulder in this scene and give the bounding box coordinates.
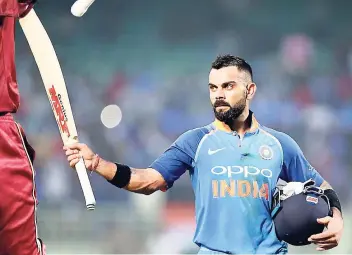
[260,126,302,157]
[173,124,213,149]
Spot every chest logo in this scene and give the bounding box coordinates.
[259,145,273,160]
[208,147,226,155]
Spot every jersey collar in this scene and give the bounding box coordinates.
[212,111,260,135]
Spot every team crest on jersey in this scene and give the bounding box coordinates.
[306,195,319,204]
[259,145,273,160]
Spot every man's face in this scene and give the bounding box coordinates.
[209,66,250,122]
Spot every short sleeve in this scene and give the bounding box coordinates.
[150,127,209,190]
[263,127,325,186]
[281,135,324,186]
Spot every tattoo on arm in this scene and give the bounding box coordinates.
[124,168,165,195]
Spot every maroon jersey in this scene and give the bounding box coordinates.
[0,0,35,113]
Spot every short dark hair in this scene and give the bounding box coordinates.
[211,54,253,81]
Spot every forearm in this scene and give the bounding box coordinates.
[95,158,118,180]
[124,168,166,195]
[95,158,166,195]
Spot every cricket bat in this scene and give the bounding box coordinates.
[19,9,96,210]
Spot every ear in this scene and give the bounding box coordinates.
[246,83,257,100]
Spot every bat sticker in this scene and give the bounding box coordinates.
[48,85,70,137]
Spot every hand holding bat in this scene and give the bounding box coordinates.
[64,143,100,171]
[19,9,96,210]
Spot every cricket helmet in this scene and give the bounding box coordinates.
[272,179,331,246]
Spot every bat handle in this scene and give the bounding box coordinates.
[75,158,96,210]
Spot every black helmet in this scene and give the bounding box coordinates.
[272,179,331,246]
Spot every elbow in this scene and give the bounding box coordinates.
[125,187,158,195]
[142,189,156,195]
[142,182,165,195]
[136,187,157,195]
[126,172,167,195]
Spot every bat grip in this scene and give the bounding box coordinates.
[75,158,96,210]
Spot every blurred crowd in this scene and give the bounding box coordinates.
[12,0,352,253]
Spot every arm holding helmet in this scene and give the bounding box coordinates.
[276,132,343,251]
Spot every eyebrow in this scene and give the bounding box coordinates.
[208,81,237,87]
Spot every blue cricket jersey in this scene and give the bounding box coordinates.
[150,113,324,254]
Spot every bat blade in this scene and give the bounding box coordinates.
[19,9,96,210]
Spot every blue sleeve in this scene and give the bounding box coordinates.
[149,127,209,190]
[265,128,324,186]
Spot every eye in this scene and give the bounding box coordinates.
[209,85,217,92]
[226,83,234,90]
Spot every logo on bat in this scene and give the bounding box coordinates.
[49,85,70,138]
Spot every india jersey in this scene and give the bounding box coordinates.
[150,114,324,254]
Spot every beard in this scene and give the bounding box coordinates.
[212,96,246,124]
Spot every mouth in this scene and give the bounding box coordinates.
[214,100,230,108]
[215,106,230,112]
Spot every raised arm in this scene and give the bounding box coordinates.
[64,144,167,195]
[64,128,207,195]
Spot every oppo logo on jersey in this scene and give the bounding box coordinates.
[211,166,273,178]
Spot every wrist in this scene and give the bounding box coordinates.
[91,154,101,171]
[94,158,117,180]
[332,207,343,218]
[107,163,132,188]
[323,189,342,216]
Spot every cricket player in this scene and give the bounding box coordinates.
[65,55,343,254]
[0,0,45,254]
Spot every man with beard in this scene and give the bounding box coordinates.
[64,55,343,254]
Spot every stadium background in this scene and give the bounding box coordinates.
[14,0,352,253]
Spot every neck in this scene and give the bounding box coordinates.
[227,109,251,135]
[214,109,255,135]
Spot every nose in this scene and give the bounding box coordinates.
[214,89,225,100]
[215,96,225,100]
